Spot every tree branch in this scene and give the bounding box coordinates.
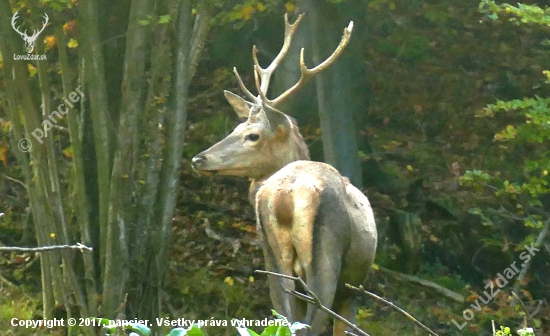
[378,267,465,303]
[346,284,439,336]
[0,243,92,253]
[255,270,370,336]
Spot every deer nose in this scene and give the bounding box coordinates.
[191,154,206,170]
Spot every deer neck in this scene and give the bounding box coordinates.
[247,126,310,206]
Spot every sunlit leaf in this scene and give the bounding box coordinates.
[67,38,78,48]
[44,35,57,51]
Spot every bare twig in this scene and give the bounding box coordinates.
[0,243,92,253]
[512,291,531,319]
[511,291,542,322]
[346,284,439,336]
[530,300,543,317]
[379,267,464,303]
[0,273,17,288]
[3,175,27,189]
[255,270,370,336]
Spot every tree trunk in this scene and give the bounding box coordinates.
[147,0,193,323]
[79,0,114,273]
[302,0,365,187]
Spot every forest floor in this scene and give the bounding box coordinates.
[1,75,549,336]
[0,160,497,336]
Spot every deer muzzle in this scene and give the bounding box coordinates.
[191,154,216,176]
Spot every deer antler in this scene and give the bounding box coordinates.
[233,13,305,103]
[268,21,354,107]
[233,14,353,109]
[11,12,49,38]
[31,13,49,38]
[252,13,305,96]
[11,11,27,37]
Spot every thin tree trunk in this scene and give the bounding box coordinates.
[0,7,57,318]
[79,0,114,272]
[151,0,192,320]
[132,7,172,319]
[56,23,99,318]
[101,0,153,317]
[303,0,364,187]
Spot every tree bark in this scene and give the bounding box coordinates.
[79,0,114,272]
[150,0,193,322]
[302,0,364,187]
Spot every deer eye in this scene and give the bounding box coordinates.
[245,133,260,142]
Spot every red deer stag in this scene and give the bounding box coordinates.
[192,13,377,336]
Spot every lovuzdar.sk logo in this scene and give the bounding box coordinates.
[11,11,48,61]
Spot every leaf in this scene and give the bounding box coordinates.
[289,321,310,333]
[0,143,8,166]
[27,63,37,77]
[167,328,187,336]
[67,38,78,48]
[125,323,151,336]
[158,15,171,24]
[259,325,279,336]
[382,140,402,151]
[240,6,255,20]
[285,2,296,12]
[139,19,151,26]
[237,328,260,336]
[63,146,73,158]
[184,328,203,336]
[182,325,204,336]
[44,35,57,51]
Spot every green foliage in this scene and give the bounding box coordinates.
[494,325,536,336]
[516,327,536,336]
[138,14,171,26]
[495,326,511,336]
[460,1,549,256]
[480,1,550,27]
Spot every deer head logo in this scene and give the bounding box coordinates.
[11,11,49,54]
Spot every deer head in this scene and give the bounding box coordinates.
[11,11,49,54]
[192,13,353,182]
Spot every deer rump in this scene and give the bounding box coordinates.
[255,160,377,335]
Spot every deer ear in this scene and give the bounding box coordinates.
[224,91,253,120]
[263,104,291,139]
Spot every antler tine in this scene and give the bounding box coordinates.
[11,11,25,36]
[270,21,354,107]
[254,64,271,105]
[253,13,305,96]
[32,13,48,37]
[232,67,257,102]
[39,13,49,32]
